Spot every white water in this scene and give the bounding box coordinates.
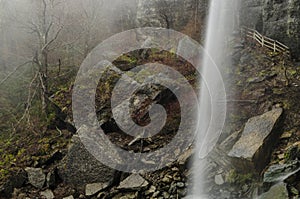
[191,0,240,198]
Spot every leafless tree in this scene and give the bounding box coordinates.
[25,0,64,113]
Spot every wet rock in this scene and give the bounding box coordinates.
[25,167,45,189]
[85,182,108,196]
[263,161,300,183]
[40,189,54,199]
[228,108,284,172]
[117,174,149,190]
[258,183,288,199]
[57,136,116,188]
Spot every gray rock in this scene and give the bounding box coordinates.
[219,130,242,152]
[163,192,170,198]
[176,182,185,188]
[228,108,283,172]
[25,167,45,189]
[46,170,56,188]
[177,36,201,60]
[85,182,109,196]
[40,189,54,199]
[153,191,160,197]
[57,136,116,188]
[263,160,300,183]
[63,196,74,199]
[214,174,225,185]
[117,174,149,190]
[119,193,137,199]
[258,183,288,199]
[146,185,156,195]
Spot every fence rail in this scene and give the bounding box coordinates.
[241,26,290,55]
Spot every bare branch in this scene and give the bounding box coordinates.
[45,21,53,40]
[0,61,33,86]
[41,26,63,52]
[15,71,39,127]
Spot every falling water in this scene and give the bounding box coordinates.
[190,0,240,198]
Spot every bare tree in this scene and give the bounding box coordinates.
[26,0,64,113]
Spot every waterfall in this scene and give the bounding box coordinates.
[190,0,240,198]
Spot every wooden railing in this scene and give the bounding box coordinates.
[241,26,290,56]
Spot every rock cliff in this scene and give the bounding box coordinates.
[240,0,300,59]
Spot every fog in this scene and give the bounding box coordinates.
[0,0,139,133]
[0,0,138,74]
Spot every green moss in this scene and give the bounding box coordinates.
[117,54,137,64]
[17,148,26,157]
[134,69,152,83]
[0,169,9,178]
[288,69,297,76]
[226,169,253,185]
[0,154,16,166]
[125,71,135,77]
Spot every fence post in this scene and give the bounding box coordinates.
[242,27,290,55]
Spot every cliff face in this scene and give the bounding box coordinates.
[241,0,300,59]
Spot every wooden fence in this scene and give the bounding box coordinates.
[241,26,290,56]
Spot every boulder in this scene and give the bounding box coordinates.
[228,108,284,172]
[258,183,288,199]
[57,136,116,188]
[25,167,45,189]
[85,182,109,196]
[263,160,300,183]
[117,174,149,190]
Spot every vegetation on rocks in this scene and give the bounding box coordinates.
[0,0,300,198]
